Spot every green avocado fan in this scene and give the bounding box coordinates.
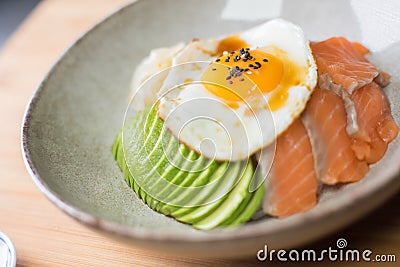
[112,105,264,230]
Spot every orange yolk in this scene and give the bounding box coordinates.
[203,50,283,102]
[201,36,308,111]
[216,35,248,55]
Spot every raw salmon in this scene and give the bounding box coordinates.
[311,37,379,93]
[351,82,399,163]
[261,119,318,217]
[351,41,370,56]
[303,88,369,185]
[259,37,397,218]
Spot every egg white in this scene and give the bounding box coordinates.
[131,19,317,161]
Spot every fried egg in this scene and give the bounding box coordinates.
[133,19,317,161]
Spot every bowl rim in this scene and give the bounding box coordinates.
[21,0,400,245]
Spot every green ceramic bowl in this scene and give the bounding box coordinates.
[22,0,400,258]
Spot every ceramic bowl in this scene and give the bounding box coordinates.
[22,0,400,258]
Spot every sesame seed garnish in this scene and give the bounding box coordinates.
[212,47,267,84]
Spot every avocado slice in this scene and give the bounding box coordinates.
[160,161,227,216]
[166,160,220,217]
[228,183,264,227]
[177,162,251,225]
[192,160,256,230]
[112,105,263,229]
[173,161,244,223]
[222,179,264,227]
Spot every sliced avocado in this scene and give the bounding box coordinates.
[219,187,252,226]
[155,149,203,214]
[222,179,264,227]
[228,183,264,227]
[193,160,256,230]
[138,134,174,196]
[167,160,220,217]
[167,161,228,217]
[174,161,244,224]
[160,155,208,205]
[112,105,263,230]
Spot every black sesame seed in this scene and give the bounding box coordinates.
[263,58,268,62]
[212,68,216,71]
[225,58,229,62]
[244,68,249,72]
[248,64,254,67]
[230,51,235,55]
[239,78,245,82]
[255,62,261,68]
[253,66,259,70]
[226,76,231,80]
[228,80,233,84]
[245,48,250,51]
[216,58,220,62]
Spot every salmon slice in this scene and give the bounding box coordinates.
[349,41,391,87]
[351,41,370,56]
[261,119,318,217]
[303,88,369,185]
[351,82,399,163]
[311,37,379,94]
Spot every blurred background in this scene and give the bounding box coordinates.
[0,0,40,47]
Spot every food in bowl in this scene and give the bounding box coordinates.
[112,19,398,230]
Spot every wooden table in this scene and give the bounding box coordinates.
[0,1,399,266]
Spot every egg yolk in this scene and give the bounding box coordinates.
[202,36,307,111]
